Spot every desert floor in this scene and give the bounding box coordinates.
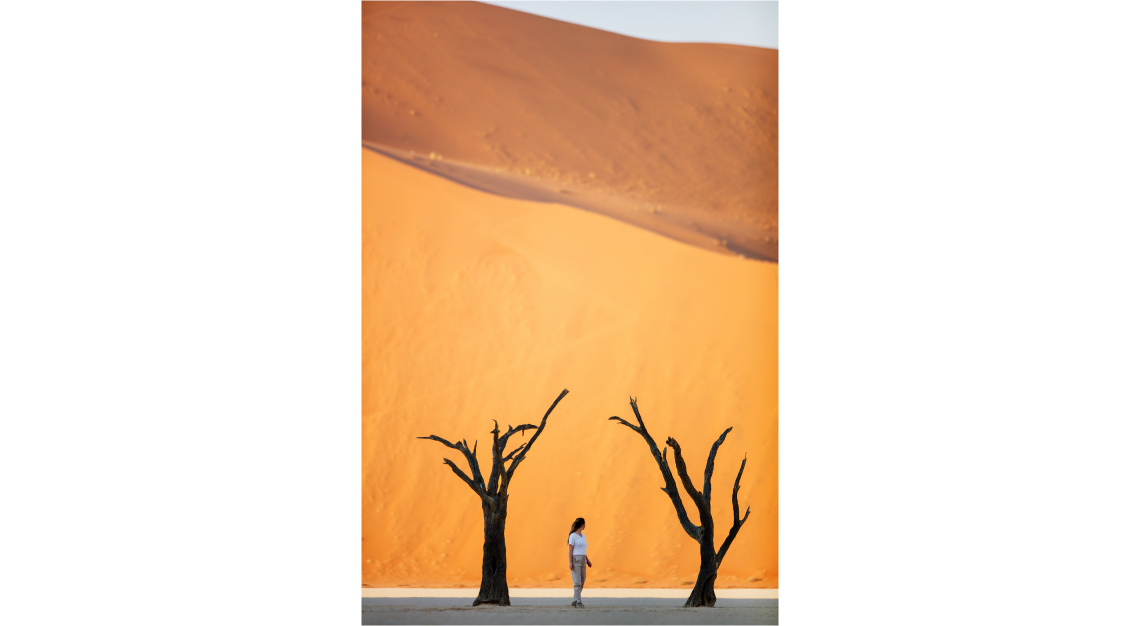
[362,589,777,625]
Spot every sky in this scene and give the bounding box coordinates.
[483,1,778,49]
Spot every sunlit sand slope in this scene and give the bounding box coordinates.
[362,149,777,588]
[362,1,778,261]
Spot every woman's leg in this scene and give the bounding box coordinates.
[579,555,587,605]
[572,556,585,604]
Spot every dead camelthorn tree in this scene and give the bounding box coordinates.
[418,389,569,606]
[609,397,751,608]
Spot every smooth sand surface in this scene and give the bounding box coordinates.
[363,1,777,261]
[362,597,778,625]
[363,0,777,593]
[362,150,777,588]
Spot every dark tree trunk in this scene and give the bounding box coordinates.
[473,505,510,606]
[685,534,719,607]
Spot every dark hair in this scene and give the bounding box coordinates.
[568,517,585,537]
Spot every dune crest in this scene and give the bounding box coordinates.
[362,1,778,261]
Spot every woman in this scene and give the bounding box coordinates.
[567,517,592,608]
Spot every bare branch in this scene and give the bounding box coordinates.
[461,439,487,492]
[503,389,569,487]
[665,436,711,522]
[629,397,651,438]
[733,455,747,519]
[608,415,640,433]
[502,442,526,462]
[419,434,487,494]
[703,427,733,505]
[715,455,751,569]
[610,399,702,542]
[417,434,462,452]
[493,422,537,492]
[488,420,503,495]
[441,458,496,508]
[442,457,476,489]
[498,423,536,451]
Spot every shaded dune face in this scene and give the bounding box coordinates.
[362,1,778,261]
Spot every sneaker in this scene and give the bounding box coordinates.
[575,602,585,608]
[570,601,577,607]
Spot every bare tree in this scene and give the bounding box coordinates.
[418,389,569,606]
[609,397,751,607]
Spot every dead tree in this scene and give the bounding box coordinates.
[418,389,569,606]
[609,397,751,608]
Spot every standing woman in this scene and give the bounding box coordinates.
[567,517,592,607]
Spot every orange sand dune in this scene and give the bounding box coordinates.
[362,1,778,261]
[362,141,746,262]
[362,148,777,588]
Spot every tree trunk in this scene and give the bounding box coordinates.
[684,533,719,607]
[473,505,510,606]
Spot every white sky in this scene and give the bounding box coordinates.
[483,1,778,49]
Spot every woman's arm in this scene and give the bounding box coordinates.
[568,543,574,571]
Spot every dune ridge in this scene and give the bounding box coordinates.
[363,1,778,261]
[362,140,759,260]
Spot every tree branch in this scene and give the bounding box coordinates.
[502,442,526,462]
[665,436,711,521]
[460,439,486,492]
[629,396,650,434]
[442,457,476,490]
[607,415,640,433]
[418,434,488,495]
[492,422,536,492]
[417,434,463,452]
[441,458,496,508]
[498,423,536,451]
[703,427,733,506]
[503,389,569,488]
[715,455,751,569]
[487,420,503,495]
[611,398,702,542]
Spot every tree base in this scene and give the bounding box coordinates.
[683,572,718,607]
[472,596,510,607]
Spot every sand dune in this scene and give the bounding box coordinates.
[362,1,778,261]
[362,141,751,260]
[362,149,777,588]
[363,0,777,591]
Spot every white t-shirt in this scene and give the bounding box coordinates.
[568,532,588,556]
